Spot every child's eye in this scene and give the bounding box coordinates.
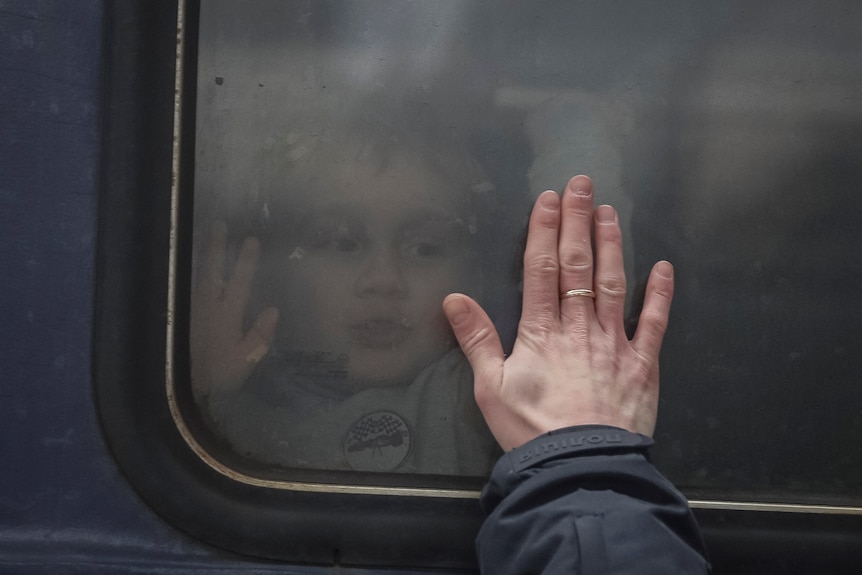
[310,233,361,253]
[332,237,360,252]
[403,240,445,259]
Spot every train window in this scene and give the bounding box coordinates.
[184,2,525,485]
[96,0,862,569]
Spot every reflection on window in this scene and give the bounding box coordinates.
[186,0,862,501]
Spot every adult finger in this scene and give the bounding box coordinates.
[632,260,674,359]
[558,176,596,320]
[443,293,504,405]
[521,191,562,328]
[593,204,627,337]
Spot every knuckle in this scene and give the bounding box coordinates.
[535,209,560,229]
[650,283,674,301]
[460,325,493,355]
[517,317,556,341]
[598,224,623,242]
[625,361,652,388]
[638,310,669,337]
[564,203,593,219]
[559,245,592,274]
[524,253,559,277]
[632,353,657,381]
[640,307,669,326]
[598,275,627,297]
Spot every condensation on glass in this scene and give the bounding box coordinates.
[186,0,862,499]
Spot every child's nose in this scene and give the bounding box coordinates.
[354,246,407,298]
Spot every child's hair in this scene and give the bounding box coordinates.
[256,96,494,247]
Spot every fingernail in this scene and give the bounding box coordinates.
[444,296,470,327]
[656,261,674,279]
[595,205,616,223]
[569,175,592,197]
[538,190,559,211]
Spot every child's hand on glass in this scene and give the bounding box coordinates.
[190,221,279,399]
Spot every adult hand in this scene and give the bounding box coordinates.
[190,221,279,399]
[443,175,674,451]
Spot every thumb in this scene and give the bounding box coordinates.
[443,294,504,380]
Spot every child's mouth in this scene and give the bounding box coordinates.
[348,319,412,349]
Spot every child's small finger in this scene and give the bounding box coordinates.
[223,237,260,311]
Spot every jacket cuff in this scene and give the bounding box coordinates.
[503,425,654,473]
[480,425,655,513]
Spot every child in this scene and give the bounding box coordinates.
[191,105,505,475]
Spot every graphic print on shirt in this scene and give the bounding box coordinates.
[343,411,411,471]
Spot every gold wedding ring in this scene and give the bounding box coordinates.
[561,288,596,299]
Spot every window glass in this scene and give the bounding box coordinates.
[188,0,862,499]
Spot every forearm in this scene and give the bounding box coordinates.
[477,426,711,574]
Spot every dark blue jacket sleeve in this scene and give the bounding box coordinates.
[477,425,711,574]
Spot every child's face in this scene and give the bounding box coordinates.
[271,152,477,389]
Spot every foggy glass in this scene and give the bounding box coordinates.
[189,0,862,497]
